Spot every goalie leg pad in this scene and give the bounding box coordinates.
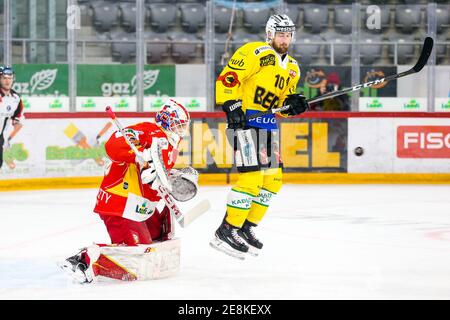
[93,239,181,281]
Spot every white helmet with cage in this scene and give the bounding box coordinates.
[265,14,296,43]
[155,99,190,147]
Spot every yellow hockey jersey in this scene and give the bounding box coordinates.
[216,41,300,127]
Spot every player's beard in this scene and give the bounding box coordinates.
[272,41,289,55]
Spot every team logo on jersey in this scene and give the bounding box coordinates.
[218,71,240,88]
[289,69,297,78]
[6,105,11,111]
[260,54,276,67]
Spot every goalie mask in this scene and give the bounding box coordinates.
[169,167,199,202]
[265,14,296,43]
[156,99,191,147]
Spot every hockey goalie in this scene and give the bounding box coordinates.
[58,99,199,283]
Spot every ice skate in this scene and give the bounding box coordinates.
[238,220,263,257]
[57,249,95,284]
[210,219,249,260]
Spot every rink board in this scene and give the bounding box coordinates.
[0,112,449,190]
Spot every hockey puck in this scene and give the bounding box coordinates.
[354,147,364,156]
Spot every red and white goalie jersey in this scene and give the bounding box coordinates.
[93,121,178,222]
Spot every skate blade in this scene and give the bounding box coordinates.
[247,246,260,257]
[56,261,92,284]
[209,238,246,260]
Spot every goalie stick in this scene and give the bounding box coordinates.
[248,36,434,120]
[105,106,210,228]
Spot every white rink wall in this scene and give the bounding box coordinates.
[348,118,450,173]
[0,114,449,184]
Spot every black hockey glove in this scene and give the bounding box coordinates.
[222,100,246,130]
[280,94,309,116]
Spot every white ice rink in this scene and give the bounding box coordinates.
[0,184,449,300]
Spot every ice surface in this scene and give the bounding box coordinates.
[0,184,449,299]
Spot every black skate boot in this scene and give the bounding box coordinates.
[210,219,249,260]
[57,249,94,284]
[238,220,263,257]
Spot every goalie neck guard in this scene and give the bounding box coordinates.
[155,99,190,147]
[265,14,296,43]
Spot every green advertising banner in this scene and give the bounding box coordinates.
[77,65,175,97]
[12,64,69,96]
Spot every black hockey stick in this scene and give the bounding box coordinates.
[247,36,434,120]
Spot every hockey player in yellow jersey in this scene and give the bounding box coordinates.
[210,14,309,259]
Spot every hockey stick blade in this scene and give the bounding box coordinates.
[179,199,211,228]
[412,36,433,73]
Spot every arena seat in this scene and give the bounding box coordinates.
[324,32,351,65]
[119,2,137,33]
[359,33,383,65]
[180,3,206,33]
[214,5,233,34]
[145,32,170,63]
[302,4,329,34]
[243,7,271,34]
[170,32,198,63]
[395,5,422,34]
[91,1,120,33]
[388,34,416,65]
[148,3,177,33]
[292,33,322,66]
[111,32,136,63]
[334,5,353,34]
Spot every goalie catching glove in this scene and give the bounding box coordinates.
[280,94,309,116]
[168,167,199,202]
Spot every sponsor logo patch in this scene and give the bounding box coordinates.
[289,69,297,78]
[260,54,276,67]
[254,46,271,55]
